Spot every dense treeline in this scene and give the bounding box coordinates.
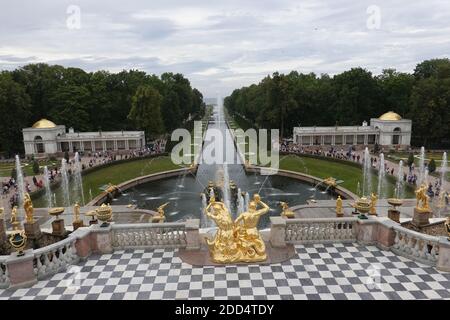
[224,59,450,148]
[0,63,206,156]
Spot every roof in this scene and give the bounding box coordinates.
[32,119,57,129]
[379,111,402,121]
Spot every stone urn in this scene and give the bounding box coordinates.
[49,207,65,219]
[353,197,371,220]
[9,231,27,256]
[96,204,113,227]
[387,198,403,223]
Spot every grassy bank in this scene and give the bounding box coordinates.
[279,154,415,198]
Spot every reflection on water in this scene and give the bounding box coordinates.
[114,101,335,228]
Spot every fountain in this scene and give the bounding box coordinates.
[15,155,25,207]
[395,160,405,199]
[418,146,426,186]
[61,159,71,208]
[440,152,447,188]
[43,166,53,208]
[362,147,372,197]
[73,152,85,206]
[376,153,387,199]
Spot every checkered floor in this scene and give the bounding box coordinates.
[1,243,449,300]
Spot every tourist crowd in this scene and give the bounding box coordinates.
[0,140,167,209]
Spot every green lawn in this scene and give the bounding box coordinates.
[279,154,415,198]
[385,151,449,180]
[33,156,182,207]
[0,160,59,177]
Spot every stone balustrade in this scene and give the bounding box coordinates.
[269,216,450,271]
[0,219,201,289]
[285,217,358,243]
[391,225,440,266]
[0,257,9,289]
[33,237,79,280]
[112,223,188,249]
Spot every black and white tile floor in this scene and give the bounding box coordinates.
[1,243,449,300]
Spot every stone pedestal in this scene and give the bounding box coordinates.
[92,225,113,254]
[23,220,42,239]
[185,219,200,250]
[269,216,287,248]
[412,208,432,227]
[5,250,37,289]
[355,218,378,244]
[72,227,92,259]
[376,219,397,250]
[72,220,84,231]
[0,219,6,243]
[388,209,400,223]
[437,237,450,272]
[52,219,66,236]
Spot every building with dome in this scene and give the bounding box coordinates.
[292,111,412,149]
[22,119,146,157]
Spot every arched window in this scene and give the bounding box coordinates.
[34,136,45,153]
[392,127,401,145]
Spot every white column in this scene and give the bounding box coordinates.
[114,140,118,151]
[342,135,346,145]
[91,141,95,152]
[310,136,313,146]
[102,140,106,151]
[364,135,368,145]
[331,135,335,146]
[125,140,129,150]
[69,141,73,152]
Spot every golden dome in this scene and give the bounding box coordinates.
[32,119,57,129]
[379,111,402,121]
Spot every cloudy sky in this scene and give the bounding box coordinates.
[1,0,449,97]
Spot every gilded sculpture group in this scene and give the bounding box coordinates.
[204,192,269,263]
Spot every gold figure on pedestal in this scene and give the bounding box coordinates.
[279,202,295,219]
[23,193,34,223]
[369,193,378,215]
[336,196,343,217]
[152,202,169,223]
[10,206,19,230]
[415,184,431,212]
[74,202,81,222]
[204,193,269,263]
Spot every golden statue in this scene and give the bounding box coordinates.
[105,183,118,194]
[152,202,169,223]
[415,184,431,212]
[369,193,378,215]
[446,216,450,241]
[23,193,34,223]
[323,177,337,187]
[204,193,269,264]
[73,202,81,222]
[336,196,343,217]
[279,202,295,219]
[10,206,19,230]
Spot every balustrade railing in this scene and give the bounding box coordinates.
[392,226,440,266]
[285,218,358,243]
[33,237,79,280]
[112,223,188,249]
[0,257,9,288]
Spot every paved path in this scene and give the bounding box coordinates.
[1,243,449,300]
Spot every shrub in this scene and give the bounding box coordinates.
[407,153,415,167]
[32,160,40,175]
[428,159,436,173]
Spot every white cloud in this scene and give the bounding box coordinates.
[0,0,449,97]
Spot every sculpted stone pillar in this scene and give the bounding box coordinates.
[185,219,200,250]
[269,216,287,248]
[437,237,450,272]
[6,250,37,289]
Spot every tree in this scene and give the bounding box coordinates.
[407,153,415,168]
[128,85,165,139]
[428,159,436,173]
[0,72,31,156]
[32,160,40,175]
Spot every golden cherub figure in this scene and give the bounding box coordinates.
[152,202,169,223]
[74,202,81,222]
[23,192,34,223]
[369,193,378,215]
[415,184,431,212]
[279,202,295,219]
[336,196,343,217]
[10,206,19,230]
